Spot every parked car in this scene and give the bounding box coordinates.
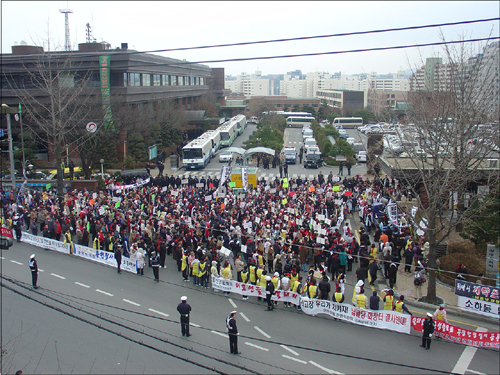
[304,152,323,168]
[304,137,317,147]
[218,151,233,163]
[282,146,297,164]
[346,137,356,145]
[355,150,367,163]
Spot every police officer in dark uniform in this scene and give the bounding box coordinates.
[177,296,192,337]
[29,254,39,289]
[226,311,240,354]
[151,251,160,282]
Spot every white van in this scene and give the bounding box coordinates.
[346,137,356,145]
[302,129,313,141]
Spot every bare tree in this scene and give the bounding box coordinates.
[385,37,499,303]
[7,50,102,195]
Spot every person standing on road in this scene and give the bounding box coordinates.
[346,160,352,176]
[226,311,240,354]
[421,313,435,350]
[279,162,283,179]
[369,291,380,310]
[177,296,192,337]
[338,161,344,176]
[283,163,288,178]
[265,275,275,310]
[114,244,122,274]
[29,254,39,289]
[151,251,160,282]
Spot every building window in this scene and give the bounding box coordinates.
[163,75,169,86]
[153,74,161,86]
[178,76,183,86]
[124,72,141,86]
[276,104,282,107]
[191,76,195,85]
[142,74,151,86]
[171,76,177,86]
[312,104,318,107]
[200,77,204,85]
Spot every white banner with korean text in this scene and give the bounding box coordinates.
[73,244,137,274]
[210,275,411,334]
[299,298,411,334]
[21,232,71,254]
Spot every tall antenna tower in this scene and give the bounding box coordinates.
[59,8,73,51]
[85,23,95,43]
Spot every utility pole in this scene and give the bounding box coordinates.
[1,104,17,199]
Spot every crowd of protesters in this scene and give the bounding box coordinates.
[1,168,430,310]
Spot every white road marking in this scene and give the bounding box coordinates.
[123,299,140,306]
[148,308,169,317]
[50,273,66,279]
[466,370,486,375]
[452,327,488,375]
[0,256,5,259]
[75,282,90,288]
[228,298,237,308]
[253,326,271,338]
[211,330,228,338]
[280,344,299,356]
[309,360,344,375]
[245,342,269,351]
[38,269,44,272]
[10,260,23,265]
[95,289,114,296]
[283,354,307,364]
[190,323,200,327]
[239,312,250,322]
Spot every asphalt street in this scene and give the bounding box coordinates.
[2,123,498,374]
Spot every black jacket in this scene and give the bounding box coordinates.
[318,279,331,293]
[177,301,192,316]
[423,318,435,335]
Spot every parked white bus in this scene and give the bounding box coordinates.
[196,129,221,156]
[286,116,315,128]
[182,137,213,169]
[263,111,312,119]
[233,114,247,136]
[217,119,238,147]
[333,117,363,129]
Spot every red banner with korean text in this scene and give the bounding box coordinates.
[411,317,500,348]
[1,227,13,238]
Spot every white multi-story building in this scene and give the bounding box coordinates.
[225,71,270,96]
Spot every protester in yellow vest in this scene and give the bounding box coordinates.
[383,290,395,311]
[355,292,368,309]
[433,304,447,323]
[307,280,318,299]
[333,286,345,303]
[395,295,412,315]
[249,263,257,285]
[181,252,189,281]
[241,266,249,300]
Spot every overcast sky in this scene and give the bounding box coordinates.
[2,1,498,76]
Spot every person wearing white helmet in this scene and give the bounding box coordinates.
[226,311,240,354]
[420,312,435,350]
[29,254,39,289]
[176,296,192,337]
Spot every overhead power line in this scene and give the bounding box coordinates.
[123,17,500,56]
[7,36,499,73]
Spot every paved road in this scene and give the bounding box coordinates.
[2,238,499,374]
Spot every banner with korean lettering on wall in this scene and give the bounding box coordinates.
[241,166,248,191]
[455,279,499,319]
[99,55,114,131]
[411,317,499,348]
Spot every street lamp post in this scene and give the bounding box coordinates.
[100,159,104,178]
[1,104,17,199]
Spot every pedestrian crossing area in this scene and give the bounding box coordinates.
[177,170,319,181]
